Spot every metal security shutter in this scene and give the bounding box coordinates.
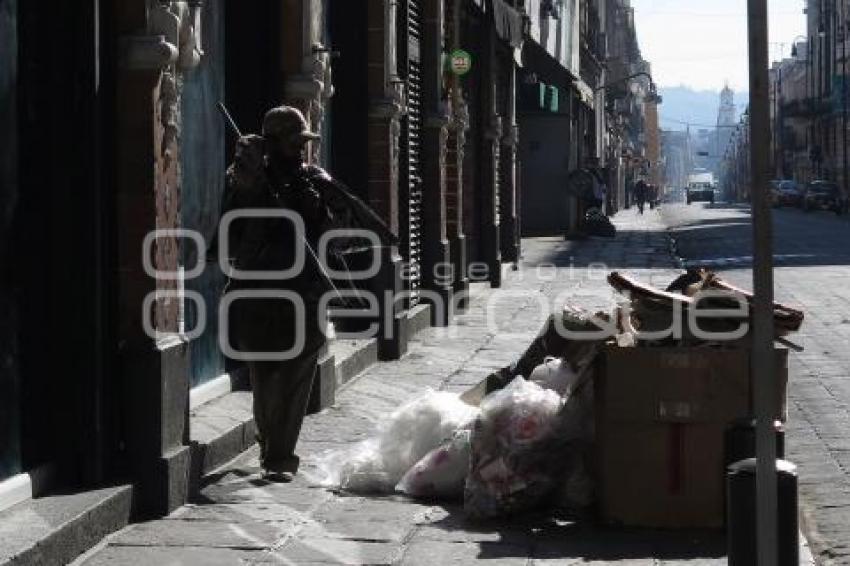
[398,0,423,306]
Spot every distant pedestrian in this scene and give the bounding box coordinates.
[634,179,648,214]
[648,184,658,209]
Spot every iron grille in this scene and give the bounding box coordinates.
[400,0,424,306]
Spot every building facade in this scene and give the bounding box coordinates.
[726,0,850,198]
[602,0,654,210]
[0,0,650,560]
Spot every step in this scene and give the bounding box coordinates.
[0,485,132,566]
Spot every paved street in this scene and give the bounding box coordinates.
[71,207,818,565]
[662,201,850,565]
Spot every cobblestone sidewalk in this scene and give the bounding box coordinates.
[73,208,811,565]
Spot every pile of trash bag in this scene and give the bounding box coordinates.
[318,307,603,518]
[318,270,805,519]
[464,377,578,518]
[319,370,595,516]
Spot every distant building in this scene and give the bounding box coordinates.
[661,129,692,189]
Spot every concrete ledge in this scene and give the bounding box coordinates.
[330,338,379,387]
[407,303,432,340]
[0,485,132,566]
[189,390,255,484]
[308,353,337,414]
[189,367,249,411]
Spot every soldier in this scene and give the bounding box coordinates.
[218,106,394,482]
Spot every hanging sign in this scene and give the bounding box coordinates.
[449,50,473,76]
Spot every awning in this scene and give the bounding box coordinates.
[573,79,595,109]
[490,0,524,49]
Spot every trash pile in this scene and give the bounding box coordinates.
[318,269,804,522]
[608,268,804,346]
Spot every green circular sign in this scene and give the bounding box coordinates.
[449,50,473,76]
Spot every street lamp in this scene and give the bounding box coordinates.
[593,70,659,100]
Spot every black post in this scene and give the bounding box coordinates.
[832,0,838,180]
[843,0,848,197]
[809,39,813,181]
[774,71,778,177]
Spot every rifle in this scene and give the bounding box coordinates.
[217,102,242,138]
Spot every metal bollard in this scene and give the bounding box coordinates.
[724,418,785,470]
[726,458,799,565]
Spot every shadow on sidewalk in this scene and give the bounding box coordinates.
[422,504,726,561]
[522,230,672,270]
[668,206,850,269]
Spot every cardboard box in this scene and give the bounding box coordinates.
[595,346,788,528]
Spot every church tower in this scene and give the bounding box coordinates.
[715,84,736,165]
[717,84,736,127]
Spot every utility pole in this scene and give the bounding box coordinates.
[842,0,847,196]
[831,0,837,180]
[747,1,779,564]
[774,68,787,179]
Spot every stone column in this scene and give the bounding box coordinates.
[482,26,503,288]
[499,63,520,264]
[420,0,453,326]
[116,0,204,517]
[282,0,334,165]
[279,0,337,410]
[445,0,470,310]
[447,96,470,310]
[367,0,409,359]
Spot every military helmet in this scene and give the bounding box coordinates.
[262,106,320,144]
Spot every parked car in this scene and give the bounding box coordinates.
[770,180,804,208]
[802,181,846,214]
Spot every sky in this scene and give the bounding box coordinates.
[631,0,807,92]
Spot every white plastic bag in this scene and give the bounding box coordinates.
[318,390,478,493]
[529,357,579,396]
[396,429,471,499]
